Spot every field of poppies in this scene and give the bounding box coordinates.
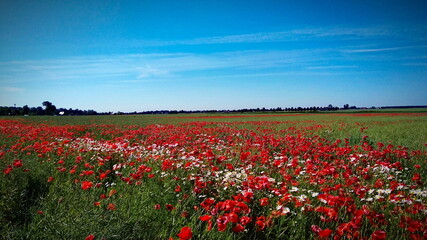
[1,112,426,240]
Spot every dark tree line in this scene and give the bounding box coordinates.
[113,104,353,115]
[0,101,99,116]
[1,102,368,116]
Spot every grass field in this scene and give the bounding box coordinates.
[1,111,426,239]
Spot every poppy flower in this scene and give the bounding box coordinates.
[81,181,93,190]
[199,215,212,221]
[259,197,269,206]
[180,211,189,218]
[166,204,175,211]
[13,159,23,168]
[85,234,95,240]
[108,189,117,197]
[177,226,192,240]
[232,224,245,233]
[371,230,386,240]
[3,166,12,175]
[107,203,116,210]
[240,216,252,225]
[318,228,333,238]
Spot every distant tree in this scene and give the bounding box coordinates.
[43,101,56,115]
[21,105,30,115]
[36,106,44,115]
[343,104,349,109]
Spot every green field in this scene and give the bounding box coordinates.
[8,111,427,150]
[1,111,426,239]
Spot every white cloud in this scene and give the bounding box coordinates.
[2,86,24,92]
[0,50,336,84]
[344,45,427,53]
[306,65,358,70]
[145,26,395,46]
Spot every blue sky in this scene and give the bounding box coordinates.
[1,0,426,112]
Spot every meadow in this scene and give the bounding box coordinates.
[0,111,426,239]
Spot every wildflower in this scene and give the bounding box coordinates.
[81,181,93,190]
[259,198,269,206]
[3,166,12,175]
[13,159,23,168]
[232,224,245,233]
[177,226,192,240]
[319,228,333,238]
[108,189,117,197]
[255,216,266,231]
[371,230,386,240]
[99,172,108,180]
[199,215,212,221]
[240,216,252,225]
[107,203,116,210]
[85,235,95,240]
[181,211,189,218]
[166,204,175,211]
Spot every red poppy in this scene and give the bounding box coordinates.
[180,211,189,218]
[199,215,212,221]
[85,234,95,240]
[3,166,12,175]
[99,172,108,180]
[177,226,192,240]
[240,216,252,225]
[371,230,386,240]
[318,228,333,238]
[232,224,245,233]
[81,181,93,190]
[107,203,116,210]
[13,159,23,168]
[166,204,175,211]
[259,197,269,206]
[108,189,117,197]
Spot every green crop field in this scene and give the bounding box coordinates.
[1,111,426,239]
[9,111,427,149]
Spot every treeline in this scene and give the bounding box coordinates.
[5,101,402,116]
[120,104,355,115]
[1,102,351,116]
[123,105,345,115]
[0,101,100,116]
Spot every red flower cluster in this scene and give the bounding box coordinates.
[0,118,426,239]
